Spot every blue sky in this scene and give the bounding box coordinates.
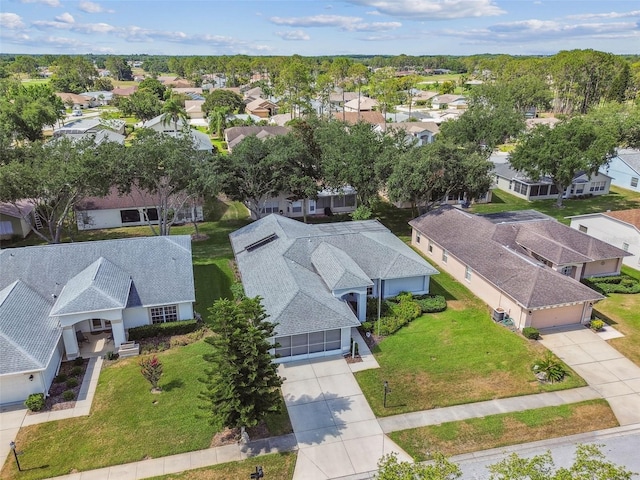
[1,0,638,56]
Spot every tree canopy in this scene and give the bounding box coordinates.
[202,89,244,116]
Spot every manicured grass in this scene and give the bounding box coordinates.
[4,341,217,479]
[149,452,297,480]
[594,266,640,368]
[390,400,617,461]
[472,187,640,225]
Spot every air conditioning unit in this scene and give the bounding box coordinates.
[492,307,505,322]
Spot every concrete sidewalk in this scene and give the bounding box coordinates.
[44,434,298,480]
[378,386,600,433]
[540,325,640,425]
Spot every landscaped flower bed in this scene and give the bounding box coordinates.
[28,357,89,413]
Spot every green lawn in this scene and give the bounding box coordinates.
[355,267,585,417]
[472,186,640,225]
[594,266,640,368]
[390,399,617,460]
[149,452,297,480]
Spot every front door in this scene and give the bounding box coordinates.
[307,199,316,215]
[90,318,112,332]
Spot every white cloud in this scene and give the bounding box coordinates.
[20,0,60,7]
[78,1,114,14]
[0,13,26,29]
[567,10,640,20]
[345,0,505,19]
[270,14,401,32]
[33,18,116,34]
[275,30,311,41]
[55,12,75,24]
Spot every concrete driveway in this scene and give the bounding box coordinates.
[279,356,411,480]
[539,325,640,425]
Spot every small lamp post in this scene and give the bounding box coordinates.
[250,466,264,479]
[9,441,21,472]
[383,380,390,408]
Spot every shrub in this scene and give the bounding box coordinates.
[128,319,200,341]
[523,327,540,340]
[583,275,640,294]
[105,351,119,361]
[25,393,45,412]
[389,298,421,324]
[54,373,68,383]
[533,353,569,383]
[73,357,84,366]
[230,282,245,300]
[66,378,78,388]
[169,328,207,348]
[71,366,83,376]
[590,319,605,331]
[415,295,447,313]
[360,321,373,333]
[62,390,75,401]
[351,205,373,221]
[139,355,163,390]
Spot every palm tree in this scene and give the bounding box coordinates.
[208,106,230,139]
[161,97,188,133]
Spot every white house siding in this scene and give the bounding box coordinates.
[77,206,204,231]
[0,372,45,405]
[570,217,640,270]
[494,172,611,201]
[0,215,31,240]
[254,191,358,220]
[43,340,64,394]
[123,306,151,328]
[384,276,428,297]
[582,258,623,278]
[602,156,640,193]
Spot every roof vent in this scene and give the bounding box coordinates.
[245,233,278,252]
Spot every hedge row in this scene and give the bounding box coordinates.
[361,293,447,336]
[583,275,640,294]
[128,319,201,341]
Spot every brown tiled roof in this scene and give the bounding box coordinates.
[409,207,605,309]
[604,209,640,230]
[332,111,385,125]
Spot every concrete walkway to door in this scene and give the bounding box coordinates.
[279,336,411,480]
[539,325,640,425]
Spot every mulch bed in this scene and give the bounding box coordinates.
[28,358,90,414]
[210,422,271,447]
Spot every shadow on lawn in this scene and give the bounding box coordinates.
[162,379,185,391]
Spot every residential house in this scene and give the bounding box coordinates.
[431,94,466,109]
[410,208,630,330]
[230,215,438,361]
[139,114,213,151]
[332,111,385,125]
[82,91,114,105]
[53,118,126,138]
[55,92,95,110]
[379,122,440,146]
[0,201,36,241]
[493,158,613,201]
[329,91,360,111]
[75,187,203,231]
[269,113,294,127]
[185,99,205,120]
[0,236,195,405]
[171,87,204,96]
[245,97,278,118]
[569,209,640,270]
[601,149,640,192]
[252,186,358,220]
[343,96,378,112]
[411,90,439,105]
[111,86,138,97]
[224,125,290,152]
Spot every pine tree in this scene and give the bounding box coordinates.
[200,297,283,432]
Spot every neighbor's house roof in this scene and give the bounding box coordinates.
[56,92,93,104]
[432,94,465,104]
[384,122,440,135]
[344,96,378,111]
[410,207,607,309]
[224,126,290,151]
[0,281,61,375]
[230,215,438,337]
[0,236,195,316]
[614,148,640,175]
[332,111,385,125]
[329,92,360,103]
[245,97,278,112]
[491,161,611,186]
[76,186,199,212]
[111,86,137,96]
[0,200,34,219]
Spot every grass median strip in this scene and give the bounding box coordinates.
[390,399,618,461]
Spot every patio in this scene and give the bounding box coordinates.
[77,331,114,359]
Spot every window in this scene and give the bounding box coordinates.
[623,242,630,252]
[442,250,448,263]
[529,185,540,197]
[560,266,572,276]
[550,185,559,195]
[632,177,639,188]
[120,209,140,223]
[464,266,472,281]
[260,201,279,214]
[290,201,302,213]
[316,196,331,209]
[274,329,342,358]
[333,195,345,208]
[428,241,433,254]
[344,195,356,207]
[589,181,606,192]
[150,305,178,324]
[416,233,421,244]
[144,208,158,221]
[579,225,588,233]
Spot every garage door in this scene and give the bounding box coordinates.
[275,329,342,359]
[531,304,584,329]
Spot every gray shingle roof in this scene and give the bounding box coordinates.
[0,281,61,375]
[51,257,131,315]
[0,236,194,313]
[230,215,438,336]
[616,148,640,175]
[410,207,606,309]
